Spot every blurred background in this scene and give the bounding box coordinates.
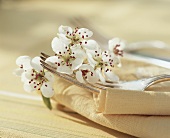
[0,0,170,94]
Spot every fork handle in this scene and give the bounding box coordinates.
[144,74,170,90]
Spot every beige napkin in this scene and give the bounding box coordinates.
[52,59,170,138]
[96,88,170,115]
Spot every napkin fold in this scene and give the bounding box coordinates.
[53,76,170,138]
[96,88,170,115]
[52,59,170,138]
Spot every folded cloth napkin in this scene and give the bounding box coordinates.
[52,59,170,138]
[96,88,170,115]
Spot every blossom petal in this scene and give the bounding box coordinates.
[76,70,85,83]
[95,69,105,83]
[45,56,61,67]
[58,25,73,35]
[102,51,114,62]
[87,53,97,68]
[112,56,122,67]
[58,33,71,45]
[51,37,67,54]
[23,83,35,92]
[86,47,101,58]
[108,37,120,52]
[82,40,99,50]
[71,58,84,70]
[101,51,109,62]
[31,56,43,72]
[21,72,28,82]
[79,64,93,71]
[24,69,35,80]
[108,37,125,54]
[70,44,81,49]
[16,56,32,70]
[104,69,119,82]
[119,42,125,50]
[86,72,98,84]
[71,48,86,59]
[57,65,73,75]
[45,72,54,83]
[77,28,93,39]
[13,68,24,77]
[41,82,54,98]
[77,64,98,83]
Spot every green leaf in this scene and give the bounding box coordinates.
[41,94,52,110]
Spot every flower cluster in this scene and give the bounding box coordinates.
[15,56,54,98]
[14,25,125,109]
[46,25,125,84]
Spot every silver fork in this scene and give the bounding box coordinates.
[40,52,170,94]
[70,17,170,51]
[69,17,170,69]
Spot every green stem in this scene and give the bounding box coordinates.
[41,94,52,110]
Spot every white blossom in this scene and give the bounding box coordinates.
[47,25,101,75]
[108,37,125,67]
[47,37,86,74]
[14,25,126,111]
[108,37,125,56]
[58,25,98,50]
[76,64,98,83]
[15,56,54,98]
[87,48,119,83]
[14,56,32,76]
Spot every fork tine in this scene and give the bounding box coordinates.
[41,59,107,90]
[40,56,46,61]
[41,52,50,58]
[40,52,50,61]
[41,61,61,77]
[40,60,57,70]
[40,59,76,82]
[41,63,57,75]
[40,58,101,94]
[85,80,108,90]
